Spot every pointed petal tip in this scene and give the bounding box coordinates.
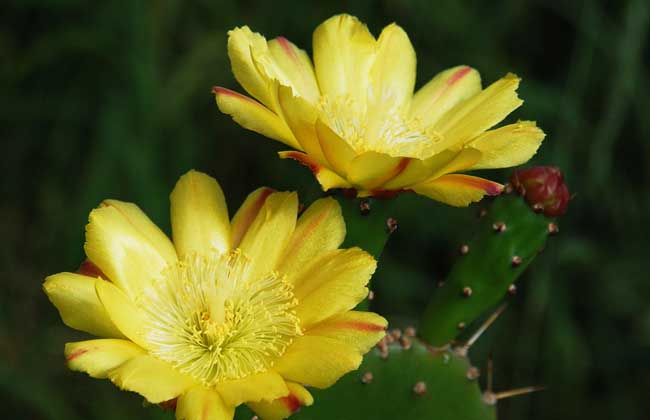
[413,174,503,206]
[486,181,505,196]
[212,86,255,103]
[468,177,504,196]
[227,25,251,35]
[65,347,89,362]
[448,66,474,85]
[275,36,295,56]
[279,151,322,174]
[505,72,521,81]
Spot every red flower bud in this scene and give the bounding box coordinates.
[510,166,569,217]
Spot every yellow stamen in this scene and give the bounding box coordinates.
[139,250,301,385]
[319,94,441,158]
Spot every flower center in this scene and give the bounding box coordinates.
[139,250,300,385]
[319,95,441,159]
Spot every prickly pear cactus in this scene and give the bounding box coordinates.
[233,168,567,420]
[290,334,495,420]
[419,189,561,346]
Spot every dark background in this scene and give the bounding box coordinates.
[2,1,649,419]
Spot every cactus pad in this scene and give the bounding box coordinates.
[288,337,495,420]
[419,193,555,346]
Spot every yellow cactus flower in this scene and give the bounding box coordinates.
[214,14,545,206]
[44,170,386,420]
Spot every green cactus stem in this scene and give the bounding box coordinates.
[418,193,557,347]
[332,194,399,310]
[287,335,495,420]
[333,194,398,259]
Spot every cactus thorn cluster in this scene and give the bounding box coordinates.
[386,217,398,234]
[359,199,371,215]
[507,284,517,295]
[360,372,374,384]
[412,381,427,396]
[492,221,507,232]
[466,366,481,381]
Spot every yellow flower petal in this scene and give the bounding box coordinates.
[64,339,145,379]
[433,73,523,148]
[380,158,436,190]
[278,151,353,191]
[213,87,299,150]
[228,27,322,109]
[412,174,503,206]
[346,151,408,191]
[230,187,276,248]
[312,14,376,103]
[305,311,387,353]
[368,23,416,110]
[293,248,376,328]
[277,85,327,164]
[238,192,297,281]
[219,17,541,205]
[467,121,545,169]
[410,65,482,127]
[227,26,277,110]
[267,36,320,104]
[170,170,231,258]
[426,147,483,180]
[277,197,346,285]
[215,370,288,406]
[43,273,124,338]
[84,199,177,298]
[177,386,234,420]
[273,335,362,389]
[107,354,196,403]
[315,119,356,176]
[383,150,473,191]
[95,280,149,349]
[313,167,354,191]
[247,382,313,420]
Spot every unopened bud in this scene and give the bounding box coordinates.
[510,166,569,217]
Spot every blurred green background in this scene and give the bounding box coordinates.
[2,0,649,419]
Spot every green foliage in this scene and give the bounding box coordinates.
[419,194,552,346]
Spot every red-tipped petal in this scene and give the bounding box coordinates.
[247,382,314,420]
[279,151,352,191]
[412,174,503,207]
